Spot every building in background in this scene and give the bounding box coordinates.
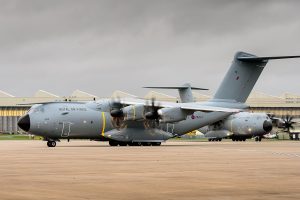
[0,90,299,134]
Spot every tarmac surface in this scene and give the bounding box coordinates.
[0,140,299,200]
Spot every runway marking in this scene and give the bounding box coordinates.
[211,147,300,159]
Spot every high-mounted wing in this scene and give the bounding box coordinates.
[17,101,85,106]
[120,98,241,113]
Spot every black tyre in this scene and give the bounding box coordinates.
[151,142,161,146]
[128,142,134,146]
[47,141,51,147]
[51,141,56,147]
[109,141,118,146]
[132,142,142,146]
[47,141,56,147]
[119,142,127,146]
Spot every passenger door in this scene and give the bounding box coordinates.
[60,122,72,137]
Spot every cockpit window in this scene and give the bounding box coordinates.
[28,105,44,114]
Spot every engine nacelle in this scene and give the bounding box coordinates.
[122,105,145,121]
[110,109,124,118]
[222,112,273,137]
[158,107,187,123]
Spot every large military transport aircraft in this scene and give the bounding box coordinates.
[145,85,273,142]
[18,52,300,147]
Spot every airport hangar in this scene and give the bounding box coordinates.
[0,89,299,134]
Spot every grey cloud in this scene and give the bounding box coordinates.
[0,0,299,97]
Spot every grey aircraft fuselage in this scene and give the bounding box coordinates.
[25,100,235,142]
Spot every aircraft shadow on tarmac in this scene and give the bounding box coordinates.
[54,143,211,148]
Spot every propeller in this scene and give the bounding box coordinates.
[267,113,275,121]
[144,98,160,128]
[280,115,296,133]
[145,98,159,119]
[110,98,125,129]
[267,113,279,128]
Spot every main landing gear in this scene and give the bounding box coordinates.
[255,136,262,142]
[47,141,56,147]
[232,137,246,142]
[208,138,222,142]
[109,140,161,147]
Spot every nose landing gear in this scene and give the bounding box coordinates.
[47,141,57,147]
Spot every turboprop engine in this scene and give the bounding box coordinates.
[122,105,145,120]
[110,104,145,128]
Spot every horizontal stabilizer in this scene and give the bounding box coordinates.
[237,55,300,62]
[144,83,208,103]
[143,86,208,90]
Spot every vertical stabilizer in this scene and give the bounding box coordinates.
[178,83,194,103]
[213,52,300,103]
[213,52,267,103]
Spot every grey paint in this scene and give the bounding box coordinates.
[25,101,234,142]
[202,112,272,139]
[213,52,267,103]
[178,83,194,103]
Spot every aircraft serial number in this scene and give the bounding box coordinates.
[58,107,87,111]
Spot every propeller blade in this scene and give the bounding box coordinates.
[280,114,296,133]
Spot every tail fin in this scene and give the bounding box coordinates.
[143,83,208,103]
[213,52,300,103]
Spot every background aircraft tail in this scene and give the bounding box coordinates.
[144,83,208,103]
[213,52,300,103]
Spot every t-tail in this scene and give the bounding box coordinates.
[213,51,300,103]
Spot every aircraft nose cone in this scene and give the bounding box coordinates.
[263,120,272,133]
[18,114,30,132]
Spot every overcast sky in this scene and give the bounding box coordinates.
[0,0,300,97]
